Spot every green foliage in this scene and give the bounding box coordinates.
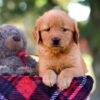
[0,0,100,55]
[0,0,57,23]
[79,0,100,51]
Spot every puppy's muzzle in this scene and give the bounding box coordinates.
[52,37,60,47]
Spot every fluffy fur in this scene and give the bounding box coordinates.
[33,9,87,90]
[0,24,37,75]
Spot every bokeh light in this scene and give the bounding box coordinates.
[67,2,91,22]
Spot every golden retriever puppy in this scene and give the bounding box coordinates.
[33,9,87,90]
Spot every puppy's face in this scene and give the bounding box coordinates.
[33,10,79,50]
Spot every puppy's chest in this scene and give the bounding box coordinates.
[47,55,75,73]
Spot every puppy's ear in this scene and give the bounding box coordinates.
[32,27,40,43]
[33,27,42,44]
[73,21,79,44]
[33,17,43,44]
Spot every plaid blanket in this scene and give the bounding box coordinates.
[0,76,93,100]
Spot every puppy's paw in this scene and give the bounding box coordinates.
[57,71,73,90]
[42,70,57,87]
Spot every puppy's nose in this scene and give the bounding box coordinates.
[13,36,20,41]
[52,37,60,46]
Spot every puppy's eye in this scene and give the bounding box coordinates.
[44,28,50,32]
[62,28,69,32]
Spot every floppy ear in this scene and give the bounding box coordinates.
[73,21,79,44]
[33,17,43,44]
[32,27,42,44]
[32,27,39,43]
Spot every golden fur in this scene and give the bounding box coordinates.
[33,9,87,90]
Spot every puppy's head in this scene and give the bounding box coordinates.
[33,9,79,50]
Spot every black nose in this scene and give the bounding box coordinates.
[13,36,20,41]
[52,37,60,46]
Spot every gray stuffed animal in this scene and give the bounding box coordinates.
[0,24,37,75]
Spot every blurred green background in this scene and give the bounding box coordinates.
[0,0,100,99]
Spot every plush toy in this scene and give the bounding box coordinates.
[0,24,37,75]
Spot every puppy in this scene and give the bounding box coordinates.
[33,9,87,90]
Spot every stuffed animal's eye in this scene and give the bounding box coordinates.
[44,28,50,32]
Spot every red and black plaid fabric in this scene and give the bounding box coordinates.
[0,76,93,100]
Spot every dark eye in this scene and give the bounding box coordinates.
[44,28,50,32]
[62,28,68,32]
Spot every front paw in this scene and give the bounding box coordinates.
[42,70,57,87]
[57,71,73,90]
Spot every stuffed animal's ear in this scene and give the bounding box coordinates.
[73,21,79,44]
